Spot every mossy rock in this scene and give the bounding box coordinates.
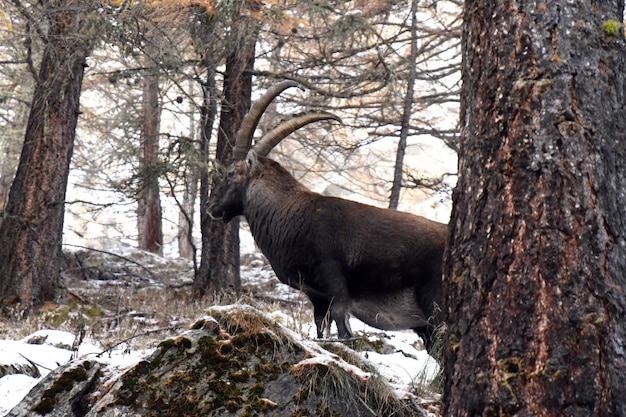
[6,360,101,417]
[7,305,430,417]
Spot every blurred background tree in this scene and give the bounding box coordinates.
[0,0,461,313]
[0,0,104,316]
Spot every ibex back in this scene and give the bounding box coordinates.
[208,81,447,351]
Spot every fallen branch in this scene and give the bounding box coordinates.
[62,243,155,279]
[19,354,53,373]
[95,326,182,358]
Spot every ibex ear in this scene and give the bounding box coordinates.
[245,149,259,171]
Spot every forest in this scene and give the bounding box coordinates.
[0,0,460,305]
[1,0,626,416]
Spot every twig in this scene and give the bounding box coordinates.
[357,396,379,416]
[19,353,52,373]
[96,326,182,358]
[315,337,361,343]
[247,293,303,307]
[62,243,155,278]
[95,310,149,324]
[67,288,91,305]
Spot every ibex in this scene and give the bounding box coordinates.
[208,81,447,351]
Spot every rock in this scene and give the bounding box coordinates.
[0,363,40,379]
[6,305,431,416]
[6,360,101,417]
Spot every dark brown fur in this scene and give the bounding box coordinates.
[209,150,447,350]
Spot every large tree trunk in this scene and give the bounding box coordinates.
[443,1,626,415]
[137,71,163,255]
[0,2,95,316]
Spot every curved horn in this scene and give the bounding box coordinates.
[232,80,302,161]
[252,112,342,157]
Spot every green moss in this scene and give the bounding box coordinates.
[601,19,622,37]
[32,397,55,414]
[243,382,278,413]
[190,318,206,330]
[153,336,192,369]
[165,370,194,386]
[292,408,310,417]
[229,368,251,383]
[149,354,163,369]
[67,297,79,311]
[196,336,245,377]
[156,338,176,350]
[232,331,277,353]
[32,364,89,415]
[497,356,524,410]
[68,365,88,381]
[83,303,103,318]
[116,360,152,406]
[46,308,70,327]
[253,360,289,380]
[248,381,264,397]
[207,379,243,411]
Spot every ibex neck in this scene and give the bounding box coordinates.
[243,167,313,259]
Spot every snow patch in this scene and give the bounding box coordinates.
[0,329,154,417]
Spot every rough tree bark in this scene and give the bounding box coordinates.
[443,1,626,416]
[0,1,97,316]
[195,47,255,297]
[194,68,218,297]
[137,70,163,255]
[194,2,262,298]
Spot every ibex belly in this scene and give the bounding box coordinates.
[350,289,428,330]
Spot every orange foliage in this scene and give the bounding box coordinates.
[172,0,216,14]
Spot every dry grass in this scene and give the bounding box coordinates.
[0,248,312,353]
[0,247,442,412]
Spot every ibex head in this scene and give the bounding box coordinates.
[208,81,340,222]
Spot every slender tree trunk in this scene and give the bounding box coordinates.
[0,105,28,212]
[137,71,163,255]
[178,103,198,260]
[178,169,197,261]
[194,68,218,298]
[194,1,261,298]
[177,145,199,264]
[0,2,96,316]
[178,84,199,261]
[196,43,256,297]
[443,1,626,416]
[389,0,419,209]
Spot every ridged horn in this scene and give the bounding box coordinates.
[252,112,342,157]
[232,80,302,161]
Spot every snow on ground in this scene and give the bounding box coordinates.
[0,321,438,415]
[0,329,153,416]
[270,308,440,390]
[0,232,441,415]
